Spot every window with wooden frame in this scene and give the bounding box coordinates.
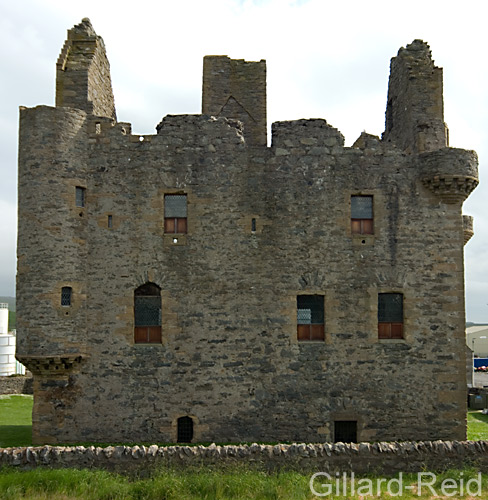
[351,195,373,235]
[61,286,72,307]
[75,186,86,208]
[164,194,187,234]
[297,295,324,341]
[134,283,162,344]
[378,293,403,339]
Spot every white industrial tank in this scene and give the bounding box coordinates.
[0,303,24,376]
[0,333,16,376]
[0,303,8,334]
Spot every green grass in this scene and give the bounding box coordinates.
[467,410,488,440]
[0,467,486,499]
[0,395,33,447]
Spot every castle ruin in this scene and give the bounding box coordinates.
[17,19,478,444]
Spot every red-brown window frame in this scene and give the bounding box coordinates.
[351,195,373,235]
[164,194,187,234]
[378,293,404,339]
[378,322,404,339]
[297,295,325,342]
[164,217,187,234]
[134,283,162,344]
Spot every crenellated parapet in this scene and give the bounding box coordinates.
[419,148,478,203]
[271,119,344,155]
[156,114,246,147]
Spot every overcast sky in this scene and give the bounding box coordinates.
[1,0,487,321]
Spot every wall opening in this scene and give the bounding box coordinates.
[177,416,194,443]
[334,420,357,443]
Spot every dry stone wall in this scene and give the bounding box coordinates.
[3,441,488,475]
[0,375,33,395]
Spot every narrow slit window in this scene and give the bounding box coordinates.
[177,416,194,443]
[378,293,404,339]
[134,283,162,343]
[164,194,187,234]
[75,187,86,208]
[251,218,256,232]
[61,287,72,307]
[297,295,324,341]
[108,215,113,228]
[351,195,373,235]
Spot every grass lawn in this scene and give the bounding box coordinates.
[0,395,33,448]
[0,466,486,499]
[467,410,488,440]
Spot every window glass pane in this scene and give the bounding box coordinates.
[75,187,85,208]
[61,287,72,306]
[351,196,372,219]
[165,195,187,218]
[297,308,312,324]
[297,295,324,324]
[135,296,161,326]
[378,293,403,323]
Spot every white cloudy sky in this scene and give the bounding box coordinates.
[0,0,487,321]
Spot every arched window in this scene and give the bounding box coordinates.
[134,283,161,343]
[177,416,194,443]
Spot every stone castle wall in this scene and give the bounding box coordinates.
[16,21,478,445]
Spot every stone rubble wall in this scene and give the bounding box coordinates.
[0,375,33,395]
[2,441,488,474]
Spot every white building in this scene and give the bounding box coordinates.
[467,325,488,358]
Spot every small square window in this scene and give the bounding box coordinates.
[351,195,373,235]
[164,194,187,234]
[297,295,324,341]
[75,187,86,208]
[61,287,72,307]
[378,293,403,339]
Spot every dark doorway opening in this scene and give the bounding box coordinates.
[177,416,194,443]
[334,420,357,443]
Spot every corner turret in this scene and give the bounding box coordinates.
[56,18,116,119]
[383,40,446,154]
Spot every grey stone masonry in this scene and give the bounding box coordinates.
[3,441,488,475]
[17,20,478,445]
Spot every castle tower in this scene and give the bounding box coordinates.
[56,18,116,119]
[383,40,447,153]
[202,56,267,146]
